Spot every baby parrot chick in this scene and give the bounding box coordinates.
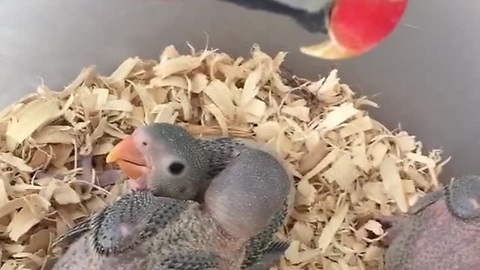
[383,175,480,270]
[105,123,294,269]
[52,147,291,270]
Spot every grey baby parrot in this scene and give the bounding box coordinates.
[104,123,295,269]
[383,175,480,270]
[52,147,291,270]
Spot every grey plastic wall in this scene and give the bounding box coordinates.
[1,0,478,181]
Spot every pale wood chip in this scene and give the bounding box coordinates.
[108,57,140,84]
[150,75,188,89]
[160,45,181,61]
[153,103,177,124]
[242,98,266,124]
[351,143,371,173]
[239,64,263,107]
[93,88,109,111]
[363,182,388,205]
[380,156,409,213]
[0,260,18,270]
[188,73,207,94]
[32,126,75,145]
[203,81,236,120]
[0,175,10,204]
[271,73,291,93]
[297,179,316,206]
[253,121,281,142]
[6,99,61,147]
[369,143,389,168]
[323,154,361,190]
[318,103,360,132]
[52,184,81,205]
[363,245,384,262]
[303,149,340,182]
[102,100,133,112]
[7,205,46,241]
[317,69,339,95]
[291,221,314,245]
[281,105,311,122]
[205,104,229,137]
[155,54,206,79]
[340,116,373,138]
[317,203,349,252]
[0,153,33,172]
[298,141,329,173]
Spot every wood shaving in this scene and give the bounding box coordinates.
[0,45,448,270]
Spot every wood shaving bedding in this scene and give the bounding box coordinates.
[0,44,449,270]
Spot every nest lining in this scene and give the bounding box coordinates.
[0,44,448,270]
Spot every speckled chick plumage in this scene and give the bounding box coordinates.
[384,175,480,270]
[107,123,294,269]
[52,147,291,270]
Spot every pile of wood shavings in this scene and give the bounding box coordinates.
[0,44,449,270]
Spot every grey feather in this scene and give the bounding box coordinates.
[53,141,291,270]
[243,240,290,270]
[154,251,220,270]
[444,175,480,220]
[140,123,293,268]
[90,191,188,255]
[241,199,289,268]
[53,192,231,270]
[408,189,444,215]
[52,217,91,247]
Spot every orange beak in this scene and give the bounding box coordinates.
[106,135,150,180]
[301,0,408,59]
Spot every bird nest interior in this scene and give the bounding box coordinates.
[0,44,449,270]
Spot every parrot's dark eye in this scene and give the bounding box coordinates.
[142,141,148,146]
[168,162,185,175]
